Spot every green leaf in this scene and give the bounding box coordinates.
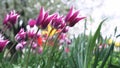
[100,43,114,68]
[87,18,107,67]
[0,52,4,61]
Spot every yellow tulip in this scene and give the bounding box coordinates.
[115,42,120,47]
[108,39,113,45]
[42,24,57,36]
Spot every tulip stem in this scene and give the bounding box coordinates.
[53,26,66,46]
[46,26,66,67]
[5,42,16,59]
[10,51,17,63]
[0,25,8,34]
[25,28,39,68]
[44,28,54,49]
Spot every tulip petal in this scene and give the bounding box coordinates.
[28,19,36,27]
[65,6,73,22]
[69,17,85,27]
[68,10,79,22]
[36,7,45,26]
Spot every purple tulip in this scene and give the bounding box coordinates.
[3,10,20,28]
[65,6,85,27]
[27,30,35,39]
[51,14,65,29]
[36,7,55,29]
[3,14,9,25]
[21,41,27,46]
[0,39,9,52]
[28,19,36,27]
[36,7,45,26]
[58,33,71,45]
[15,41,26,51]
[15,43,23,51]
[32,42,38,49]
[62,26,69,33]
[15,28,26,42]
[65,38,72,45]
[27,30,40,39]
[38,47,43,54]
[16,43,23,51]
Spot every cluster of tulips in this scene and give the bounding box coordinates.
[0,6,85,55]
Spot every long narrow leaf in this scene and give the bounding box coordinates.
[87,18,107,67]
